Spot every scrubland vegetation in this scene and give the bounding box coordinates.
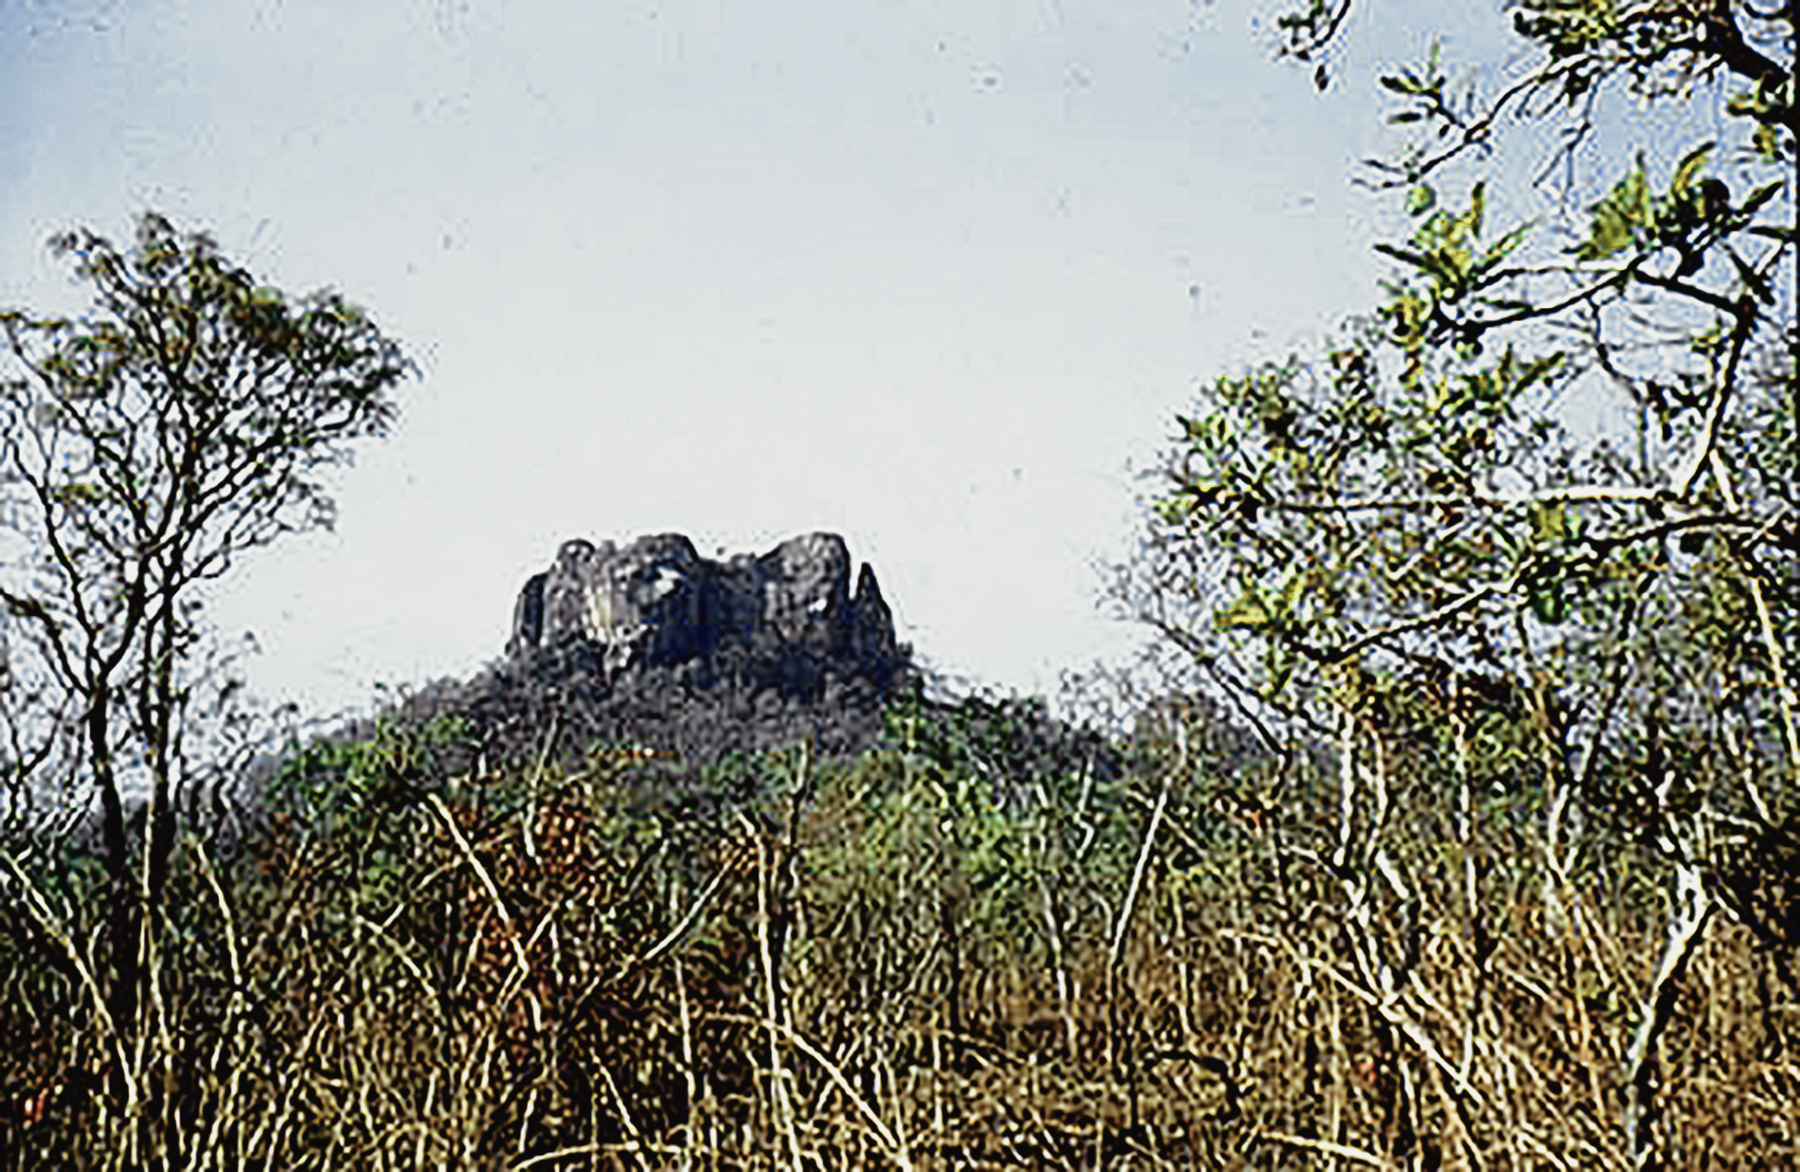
[3,0,1795,1167]
[3,685,1796,1169]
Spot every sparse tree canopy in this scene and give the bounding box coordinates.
[1139,0,1793,819]
[1,211,409,1030]
[1124,2,1794,1165]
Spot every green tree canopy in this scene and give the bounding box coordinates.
[1123,3,1793,1164]
[1,212,410,1030]
[1139,0,1793,816]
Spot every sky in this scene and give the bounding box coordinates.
[1,0,1507,720]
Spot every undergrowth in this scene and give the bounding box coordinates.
[1,693,1795,1169]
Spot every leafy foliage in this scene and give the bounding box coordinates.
[1123,2,1796,1165]
[269,713,473,828]
[0,211,410,1137]
[1,212,410,852]
[1143,0,1794,826]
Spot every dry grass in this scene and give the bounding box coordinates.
[2,731,1795,1169]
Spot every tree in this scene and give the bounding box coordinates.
[0,213,409,1041]
[1123,2,1793,1165]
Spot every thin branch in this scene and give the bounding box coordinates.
[1317,587,1496,666]
[638,843,752,966]
[428,792,531,980]
[1259,1131,1395,1170]
[1623,864,1713,1169]
[1110,760,1173,970]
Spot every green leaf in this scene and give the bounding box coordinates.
[1154,497,1193,525]
[1278,569,1307,615]
[1515,351,1567,395]
[1528,501,1566,544]
[1472,220,1534,284]
[1752,124,1780,163]
[1576,160,1650,260]
[1670,141,1714,198]
[1265,653,1296,699]
[1215,583,1272,632]
[1528,576,1568,624]
[1406,184,1437,215]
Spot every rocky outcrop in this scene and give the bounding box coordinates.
[504,531,906,696]
[378,534,913,777]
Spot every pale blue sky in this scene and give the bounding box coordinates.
[2,0,1502,715]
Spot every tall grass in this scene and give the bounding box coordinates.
[2,698,1794,1168]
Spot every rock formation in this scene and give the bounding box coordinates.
[504,532,904,693]
[408,533,913,772]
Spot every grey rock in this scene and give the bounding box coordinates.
[506,532,904,696]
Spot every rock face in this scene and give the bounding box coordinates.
[505,532,905,697]
[438,532,911,771]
